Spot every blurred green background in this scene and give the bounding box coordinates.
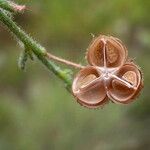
[0,0,150,149]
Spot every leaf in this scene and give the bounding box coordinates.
[18,49,28,71]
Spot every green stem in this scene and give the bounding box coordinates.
[0,8,72,91]
[0,0,25,13]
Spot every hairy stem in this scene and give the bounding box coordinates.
[0,0,25,13]
[0,8,73,91]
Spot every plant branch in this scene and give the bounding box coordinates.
[0,8,74,91]
[0,0,25,13]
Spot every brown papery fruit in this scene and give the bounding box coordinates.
[108,63,143,104]
[72,66,108,108]
[72,35,143,108]
[87,35,128,68]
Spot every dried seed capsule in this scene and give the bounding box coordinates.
[107,63,143,104]
[72,66,108,108]
[87,35,127,68]
[72,34,143,108]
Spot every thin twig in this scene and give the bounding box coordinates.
[46,52,84,69]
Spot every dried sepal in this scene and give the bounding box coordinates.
[107,63,143,104]
[72,66,108,108]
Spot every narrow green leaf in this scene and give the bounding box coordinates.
[18,49,28,71]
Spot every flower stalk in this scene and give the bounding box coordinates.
[46,52,84,69]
